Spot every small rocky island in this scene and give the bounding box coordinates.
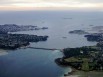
[85,33,103,42]
[0,24,49,49]
[69,30,89,34]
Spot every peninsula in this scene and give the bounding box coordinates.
[0,24,49,49]
[0,34,48,49]
[55,45,103,77]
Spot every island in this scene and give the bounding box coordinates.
[69,30,89,34]
[0,24,49,49]
[85,33,103,41]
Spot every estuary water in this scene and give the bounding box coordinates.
[0,10,102,77]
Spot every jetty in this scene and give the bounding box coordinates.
[27,46,63,51]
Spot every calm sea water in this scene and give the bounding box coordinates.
[0,10,102,77]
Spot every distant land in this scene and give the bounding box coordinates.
[69,30,89,34]
[92,26,103,31]
[63,18,72,20]
[0,24,48,34]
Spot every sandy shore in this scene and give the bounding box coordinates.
[0,49,8,56]
[63,67,103,77]
[65,70,103,77]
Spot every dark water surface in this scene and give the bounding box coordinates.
[0,49,69,77]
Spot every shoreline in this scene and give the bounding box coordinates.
[0,49,8,56]
[55,53,103,77]
[64,67,103,77]
[63,67,79,77]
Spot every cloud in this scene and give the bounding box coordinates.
[0,0,103,3]
[0,0,103,10]
[0,0,102,4]
[77,0,103,3]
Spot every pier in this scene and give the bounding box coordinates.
[27,47,63,51]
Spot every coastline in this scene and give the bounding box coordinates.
[64,67,103,77]
[63,67,79,77]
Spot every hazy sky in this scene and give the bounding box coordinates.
[0,0,103,10]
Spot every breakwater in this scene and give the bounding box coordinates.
[27,47,61,51]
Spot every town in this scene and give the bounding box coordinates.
[0,34,48,49]
[0,24,49,49]
[0,24,48,34]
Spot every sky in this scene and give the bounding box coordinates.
[0,0,103,10]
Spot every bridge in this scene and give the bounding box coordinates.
[27,47,63,51]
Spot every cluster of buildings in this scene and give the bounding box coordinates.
[0,34,48,49]
[0,24,38,33]
[0,24,48,34]
[0,24,49,49]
